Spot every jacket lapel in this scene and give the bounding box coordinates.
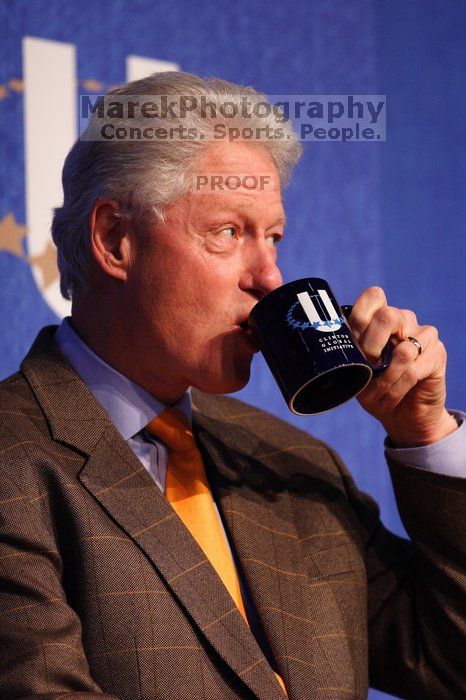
[21,328,285,700]
[78,433,285,700]
[193,402,318,700]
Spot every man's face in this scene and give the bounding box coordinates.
[126,141,285,400]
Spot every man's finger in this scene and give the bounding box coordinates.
[357,326,441,405]
[362,326,438,391]
[347,286,387,340]
[358,307,425,361]
[371,341,447,411]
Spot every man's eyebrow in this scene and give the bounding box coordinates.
[266,215,287,230]
[200,209,287,228]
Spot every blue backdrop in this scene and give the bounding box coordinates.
[1,2,465,698]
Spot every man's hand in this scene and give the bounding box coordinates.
[347,286,458,448]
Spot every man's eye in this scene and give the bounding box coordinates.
[267,234,281,247]
[218,227,236,239]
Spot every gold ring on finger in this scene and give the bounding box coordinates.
[404,336,422,356]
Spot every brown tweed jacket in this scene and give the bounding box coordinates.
[0,327,465,700]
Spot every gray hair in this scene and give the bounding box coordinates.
[51,71,302,299]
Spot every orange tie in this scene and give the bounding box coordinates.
[146,408,287,697]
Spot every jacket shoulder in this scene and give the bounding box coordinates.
[0,369,84,480]
[191,390,344,484]
[193,390,323,447]
[0,370,48,432]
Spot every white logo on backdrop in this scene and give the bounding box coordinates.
[22,36,179,317]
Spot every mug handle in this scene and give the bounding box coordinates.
[341,305,392,375]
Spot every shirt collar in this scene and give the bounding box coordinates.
[54,317,192,441]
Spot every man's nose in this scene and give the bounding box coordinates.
[240,243,283,299]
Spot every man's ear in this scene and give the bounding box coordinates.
[89,199,133,282]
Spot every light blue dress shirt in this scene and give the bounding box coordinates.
[55,318,191,493]
[54,317,465,482]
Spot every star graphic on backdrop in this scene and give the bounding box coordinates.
[0,212,27,257]
[8,79,23,92]
[81,78,104,92]
[28,242,59,290]
[0,85,8,100]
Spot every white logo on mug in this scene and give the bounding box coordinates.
[287,290,345,333]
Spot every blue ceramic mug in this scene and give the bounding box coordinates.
[248,277,392,415]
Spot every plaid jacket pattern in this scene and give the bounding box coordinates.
[0,326,465,700]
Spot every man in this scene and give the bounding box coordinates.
[0,72,464,700]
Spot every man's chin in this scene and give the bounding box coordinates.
[193,363,251,396]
